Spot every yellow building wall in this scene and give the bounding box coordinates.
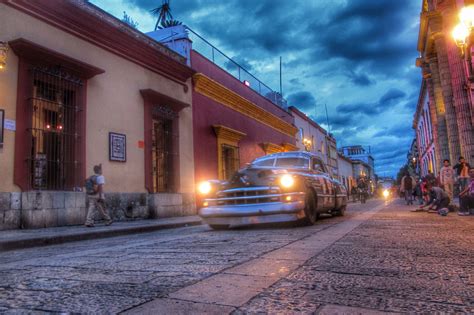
[0,3,194,193]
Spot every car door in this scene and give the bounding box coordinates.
[311,158,332,210]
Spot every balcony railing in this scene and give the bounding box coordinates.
[186,27,288,109]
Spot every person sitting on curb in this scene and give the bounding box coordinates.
[418,183,450,216]
[84,164,113,227]
[458,167,474,216]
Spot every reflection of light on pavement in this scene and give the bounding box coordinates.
[279,267,289,273]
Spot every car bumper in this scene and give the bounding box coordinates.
[199,200,306,226]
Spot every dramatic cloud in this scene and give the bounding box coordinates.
[92,0,421,176]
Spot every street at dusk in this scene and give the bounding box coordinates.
[1,0,474,314]
[1,200,472,314]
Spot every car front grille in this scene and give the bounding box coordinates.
[214,186,281,205]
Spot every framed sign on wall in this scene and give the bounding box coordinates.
[109,132,126,162]
[0,109,4,147]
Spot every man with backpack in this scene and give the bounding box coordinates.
[400,172,416,205]
[85,164,112,227]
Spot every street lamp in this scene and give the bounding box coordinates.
[452,5,474,80]
[0,42,8,71]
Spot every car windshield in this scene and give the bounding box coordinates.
[275,157,309,168]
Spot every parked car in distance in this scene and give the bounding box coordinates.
[197,151,348,230]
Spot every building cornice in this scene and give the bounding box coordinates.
[413,79,427,129]
[417,11,442,54]
[213,125,246,143]
[282,142,299,152]
[261,142,284,154]
[288,106,328,135]
[3,0,195,86]
[194,73,298,137]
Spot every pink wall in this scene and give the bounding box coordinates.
[191,51,295,181]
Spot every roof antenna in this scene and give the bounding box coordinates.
[325,103,331,135]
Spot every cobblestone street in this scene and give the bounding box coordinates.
[0,199,473,314]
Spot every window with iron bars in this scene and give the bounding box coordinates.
[27,66,83,190]
[221,144,240,180]
[151,115,178,193]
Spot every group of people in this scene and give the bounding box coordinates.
[400,156,474,216]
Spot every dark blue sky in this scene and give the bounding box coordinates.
[93,0,422,177]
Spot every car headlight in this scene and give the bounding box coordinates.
[280,174,294,188]
[383,189,389,198]
[198,181,212,195]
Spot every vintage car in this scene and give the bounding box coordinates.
[197,151,348,230]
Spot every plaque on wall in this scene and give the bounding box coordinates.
[109,132,126,162]
[0,109,4,147]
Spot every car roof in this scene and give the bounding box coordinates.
[253,151,320,162]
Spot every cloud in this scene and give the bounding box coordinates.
[287,91,317,112]
[346,70,374,86]
[91,0,421,176]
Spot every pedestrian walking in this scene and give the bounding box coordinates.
[400,172,416,205]
[414,179,424,205]
[84,164,113,227]
[419,184,451,215]
[440,159,455,201]
[454,156,471,192]
[351,186,358,202]
[458,167,474,216]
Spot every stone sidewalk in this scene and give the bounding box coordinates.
[235,199,474,313]
[0,216,202,252]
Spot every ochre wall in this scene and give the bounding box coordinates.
[0,4,194,193]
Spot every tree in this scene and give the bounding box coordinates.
[396,164,409,185]
[122,11,139,29]
[151,0,175,31]
[158,19,182,29]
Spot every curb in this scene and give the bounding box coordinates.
[0,218,202,252]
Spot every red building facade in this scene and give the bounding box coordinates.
[416,0,474,172]
[191,50,298,182]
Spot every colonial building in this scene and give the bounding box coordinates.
[337,153,355,192]
[415,0,474,172]
[289,106,329,164]
[413,81,437,177]
[339,146,375,181]
[0,0,196,229]
[148,26,298,183]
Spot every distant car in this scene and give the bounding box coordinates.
[197,151,348,230]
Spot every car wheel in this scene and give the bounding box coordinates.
[302,189,318,226]
[334,205,346,216]
[209,224,230,230]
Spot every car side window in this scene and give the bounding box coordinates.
[312,158,325,173]
[253,158,275,167]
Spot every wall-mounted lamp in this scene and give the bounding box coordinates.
[303,138,311,151]
[0,42,8,70]
[452,5,474,80]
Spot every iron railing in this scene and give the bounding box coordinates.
[151,116,177,193]
[186,27,288,109]
[221,144,240,180]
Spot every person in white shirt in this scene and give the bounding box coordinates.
[85,164,112,227]
[440,159,455,201]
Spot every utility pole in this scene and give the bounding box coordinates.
[279,56,282,98]
[325,103,330,134]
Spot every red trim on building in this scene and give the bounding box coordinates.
[11,39,104,191]
[9,38,105,79]
[4,0,195,84]
[140,89,187,193]
[13,58,31,191]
